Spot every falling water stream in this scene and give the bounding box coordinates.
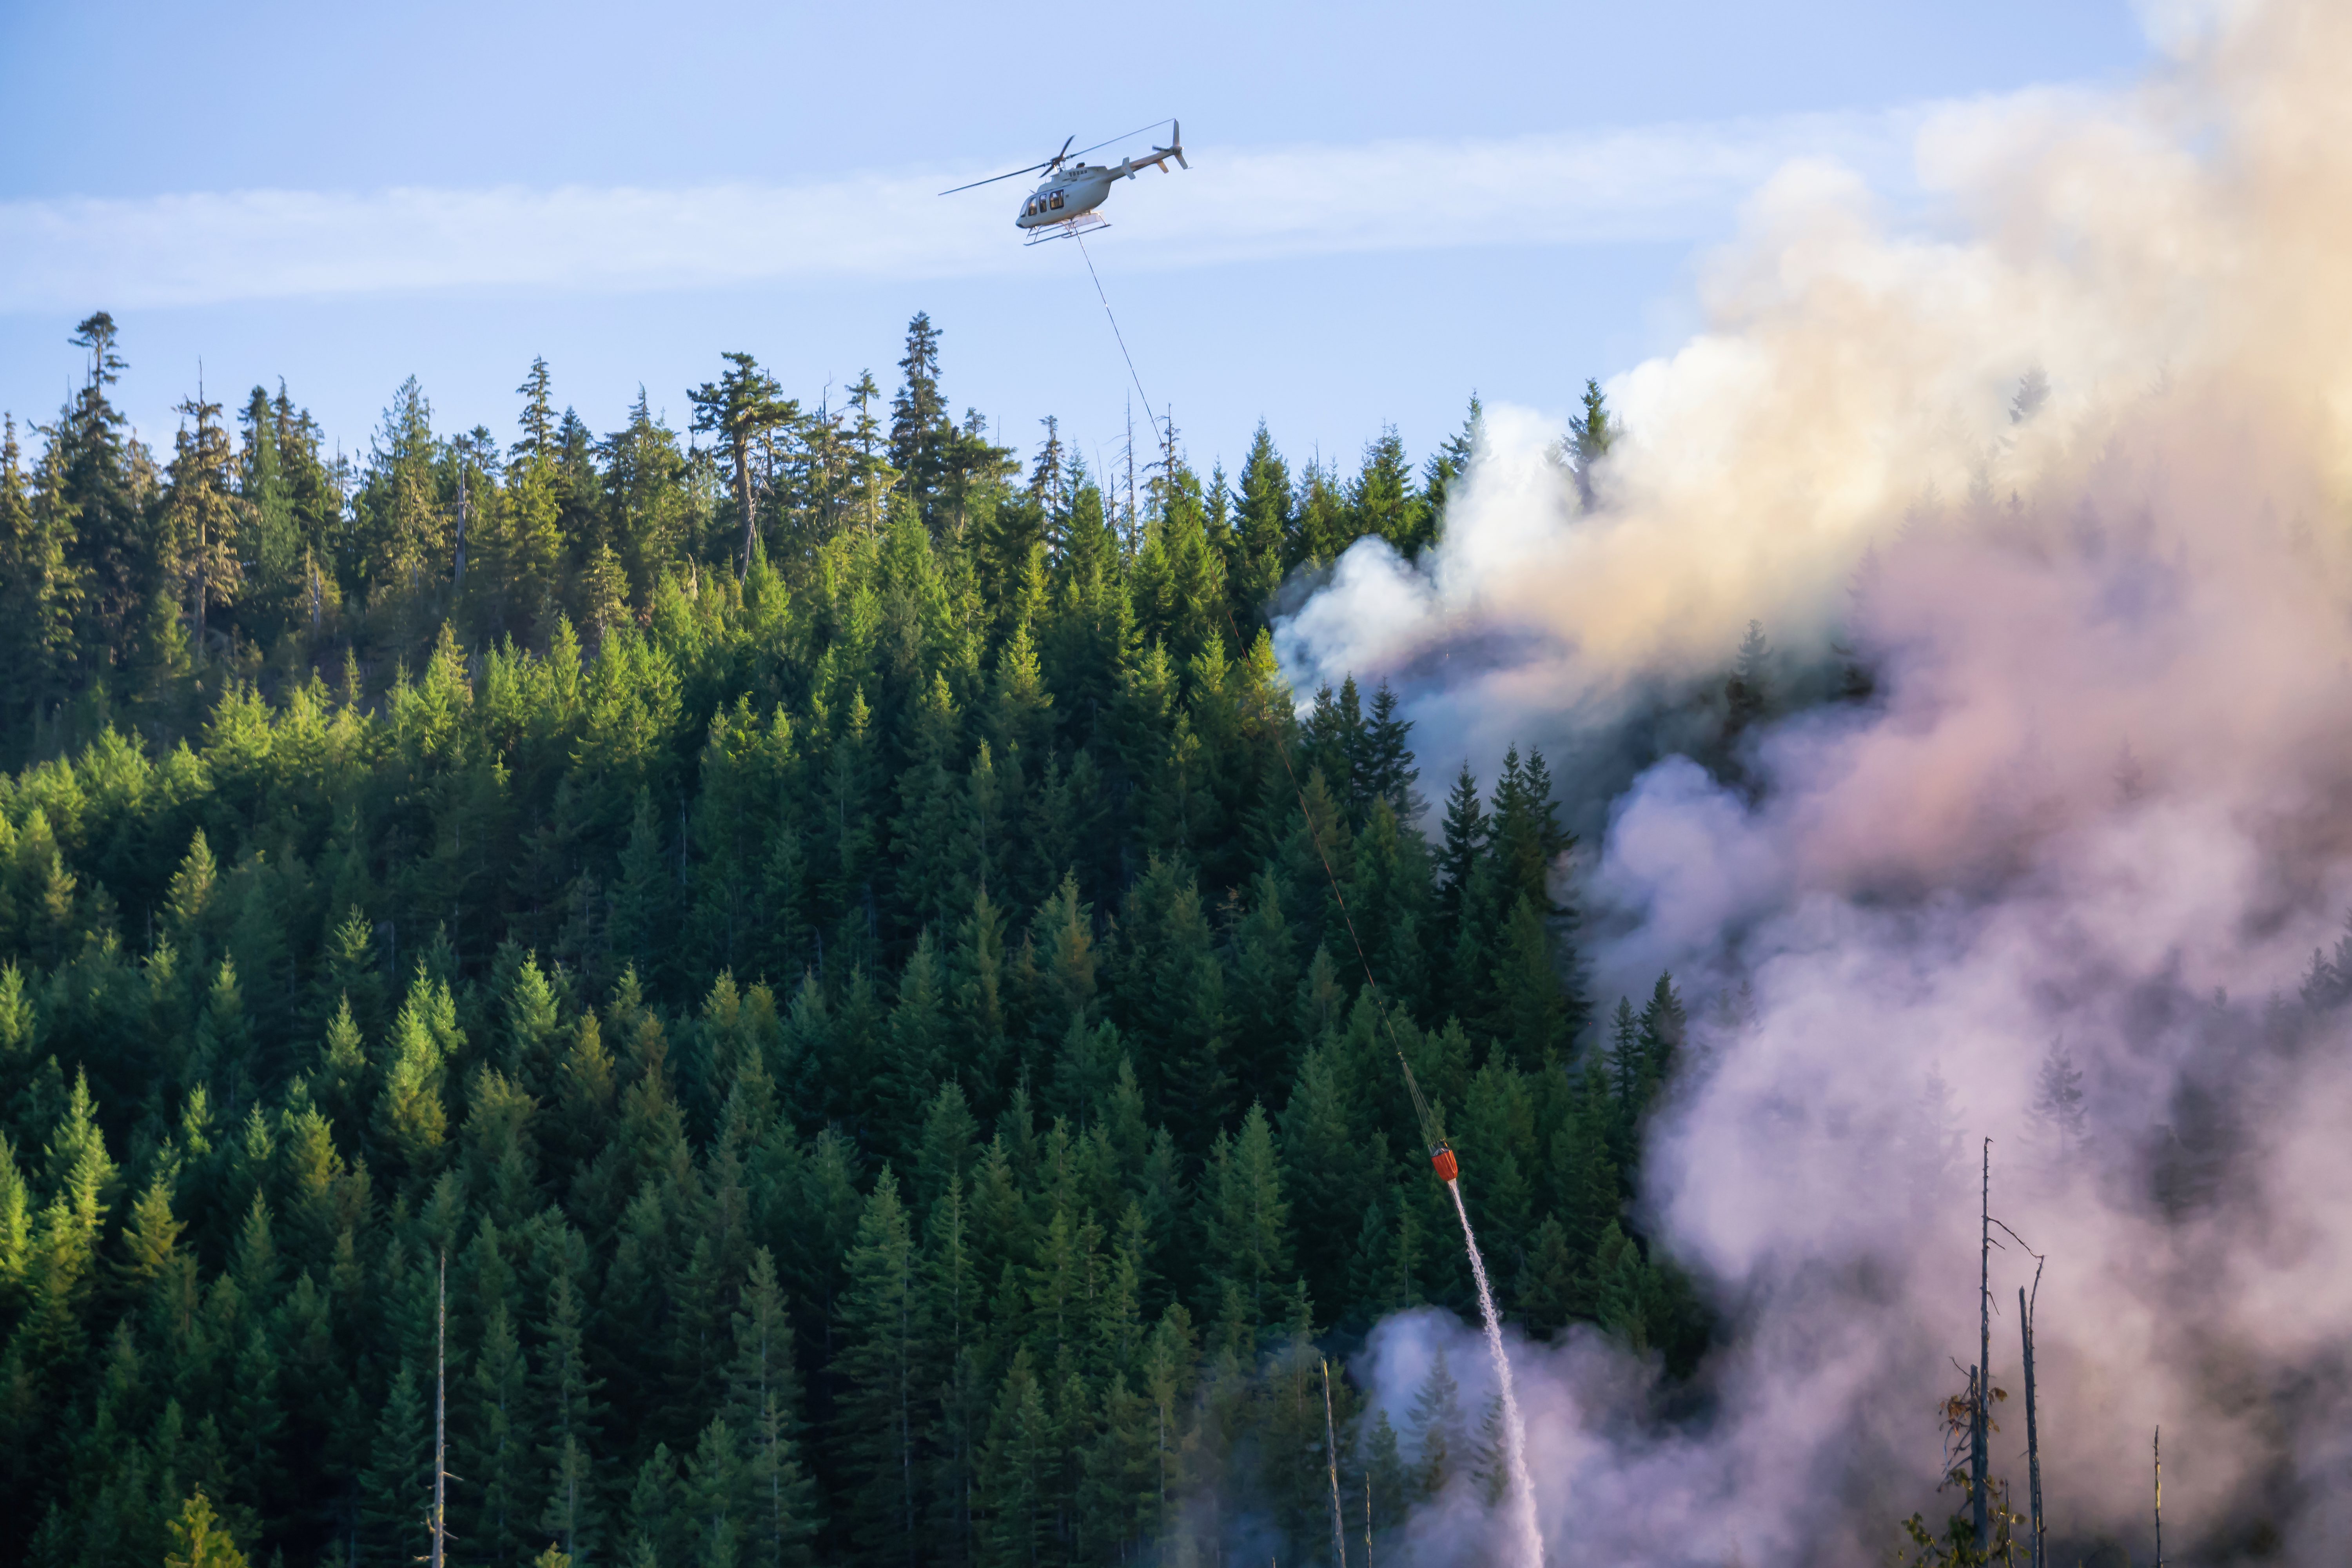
[1447,1178,1544,1568]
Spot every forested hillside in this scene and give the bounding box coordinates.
[0,310,1702,1567]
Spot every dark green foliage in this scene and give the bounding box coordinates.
[0,309,1696,1567]
[1566,378,1615,513]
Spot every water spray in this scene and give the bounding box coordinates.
[1399,1046,1541,1566]
[1083,245,1548,1568]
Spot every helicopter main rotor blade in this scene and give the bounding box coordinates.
[1069,118,1174,162]
[937,160,1053,196]
[939,136,1077,196]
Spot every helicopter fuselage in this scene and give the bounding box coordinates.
[1015,163,1119,230]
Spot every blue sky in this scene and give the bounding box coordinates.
[0,0,2150,481]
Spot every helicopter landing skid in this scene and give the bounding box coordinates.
[1025,212,1110,245]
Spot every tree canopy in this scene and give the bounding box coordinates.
[0,310,1699,1568]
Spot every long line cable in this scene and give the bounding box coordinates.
[1078,227,1439,1131]
[1080,235,1537,1558]
[1076,232,1161,443]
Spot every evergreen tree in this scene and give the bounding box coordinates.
[0,416,82,727]
[0,308,1686,1568]
[690,353,799,578]
[1724,619,1771,744]
[163,1488,249,1568]
[1345,426,1427,557]
[1200,1104,1290,1333]
[888,314,955,530]
[1566,378,1614,512]
[1405,1347,1463,1500]
[1421,395,1481,526]
[836,1169,921,1565]
[56,312,153,655]
[729,1248,815,1568]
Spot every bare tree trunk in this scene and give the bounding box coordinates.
[2153,1427,2163,1568]
[195,520,208,656]
[453,466,468,590]
[1973,1139,1991,1552]
[432,1250,447,1568]
[737,444,757,579]
[1323,1359,1348,1568]
[2020,1286,2043,1568]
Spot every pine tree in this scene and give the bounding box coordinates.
[377,979,453,1185]
[1279,1044,1368,1317]
[680,1417,750,1568]
[1490,893,1568,1067]
[837,1167,921,1565]
[728,1248,815,1568]
[1287,459,1346,570]
[1200,1103,1291,1333]
[537,1255,604,1564]
[888,314,955,529]
[690,353,799,578]
[975,1347,1049,1568]
[164,388,249,658]
[1566,378,1614,512]
[2029,1041,2087,1165]
[1405,1346,1463,1501]
[1512,1216,1579,1338]
[57,312,153,652]
[1724,619,1771,744]
[1345,426,1426,557]
[0,415,83,727]
[582,541,630,648]
[1635,972,1686,1110]
[1589,1220,1653,1351]
[163,1487,249,1568]
[463,1293,531,1564]
[361,1359,434,1563]
[1421,394,1482,526]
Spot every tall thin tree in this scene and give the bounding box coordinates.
[434,1249,449,1568]
[1322,1359,1347,1568]
[690,352,798,579]
[168,381,244,657]
[1972,1138,1991,1553]
[2020,1284,2043,1568]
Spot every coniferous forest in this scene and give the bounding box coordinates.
[0,310,1706,1567]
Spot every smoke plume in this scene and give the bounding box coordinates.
[1282,1,2352,1559]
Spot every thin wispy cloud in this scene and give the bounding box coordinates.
[0,110,1930,311]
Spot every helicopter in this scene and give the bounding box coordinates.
[940,121,1187,242]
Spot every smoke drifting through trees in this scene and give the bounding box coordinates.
[1288,0,2352,1561]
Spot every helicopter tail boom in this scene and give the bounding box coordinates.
[1119,123,1187,178]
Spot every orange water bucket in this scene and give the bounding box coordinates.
[1429,1143,1459,1183]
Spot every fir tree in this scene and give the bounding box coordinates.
[1566,377,1615,512]
[690,353,799,578]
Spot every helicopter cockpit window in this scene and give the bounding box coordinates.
[1049,192,1064,210]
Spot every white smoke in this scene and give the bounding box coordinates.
[1289,0,2352,1559]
